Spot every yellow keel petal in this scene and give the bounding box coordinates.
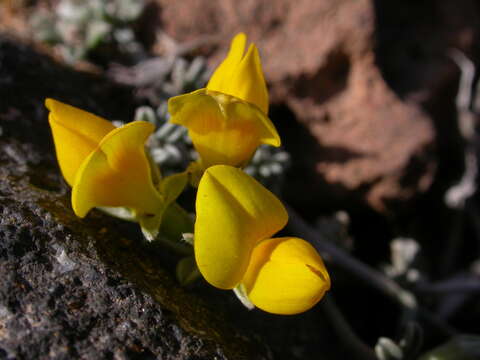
[242,237,331,315]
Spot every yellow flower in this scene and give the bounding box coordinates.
[168,33,280,169]
[46,98,164,219]
[242,237,331,315]
[194,165,330,314]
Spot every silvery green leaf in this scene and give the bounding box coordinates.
[135,106,157,124]
[98,206,135,221]
[391,238,420,273]
[57,0,89,23]
[185,57,207,83]
[171,58,188,89]
[114,28,134,44]
[181,233,194,245]
[375,337,403,360]
[139,212,163,242]
[156,102,169,121]
[155,122,178,140]
[114,0,145,22]
[176,256,201,286]
[165,126,187,143]
[86,20,111,49]
[233,284,255,311]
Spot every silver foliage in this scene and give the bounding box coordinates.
[30,0,145,63]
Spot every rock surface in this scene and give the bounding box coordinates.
[155,0,478,213]
[0,36,271,360]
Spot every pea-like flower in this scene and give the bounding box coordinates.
[168,33,281,169]
[242,237,330,315]
[195,165,330,314]
[46,98,164,221]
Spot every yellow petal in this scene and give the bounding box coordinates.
[242,237,331,315]
[168,89,280,168]
[207,32,247,94]
[72,121,164,218]
[45,98,115,186]
[226,44,269,114]
[168,89,222,131]
[226,94,280,148]
[207,33,269,114]
[194,165,288,289]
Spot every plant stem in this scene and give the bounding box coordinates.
[286,205,457,336]
[320,294,377,360]
[286,205,417,309]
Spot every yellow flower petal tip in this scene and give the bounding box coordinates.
[206,33,247,100]
[207,33,269,114]
[45,98,115,186]
[194,165,288,289]
[72,121,163,218]
[242,237,331,315]
[168,88,280,168]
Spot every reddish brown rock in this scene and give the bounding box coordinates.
[293,56,435,211]
[154,0,439,212]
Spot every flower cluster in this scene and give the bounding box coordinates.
[195,165,330,314]
[45,99,178,241]
[46,33,330,315]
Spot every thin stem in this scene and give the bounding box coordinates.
[286,205,417,309]
[286,205,457,336]
[416,278,480,295]
[320,294,377,360]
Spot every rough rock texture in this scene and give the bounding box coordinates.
[0,36,271,360]
[154,0,478,213]
[0,161,262,360]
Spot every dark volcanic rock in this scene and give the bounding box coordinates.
[0,35,270,360]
